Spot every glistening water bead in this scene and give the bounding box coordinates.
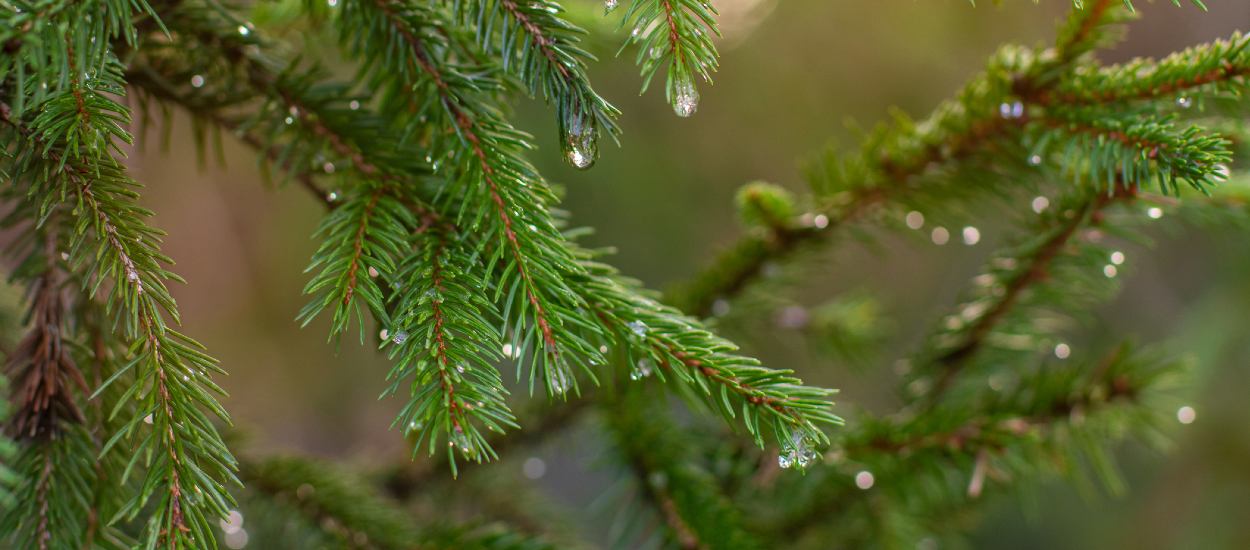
[673,80,699,118]
[560,112,598,170]
[631,358,655,380]
[604,0,618,13]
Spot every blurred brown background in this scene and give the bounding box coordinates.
[109,1,1250,547]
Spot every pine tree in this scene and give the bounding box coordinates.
[0,0,1246,548]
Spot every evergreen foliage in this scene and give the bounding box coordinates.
[0,0,1247,548]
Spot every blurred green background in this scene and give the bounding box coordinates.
[118,1,1250,547]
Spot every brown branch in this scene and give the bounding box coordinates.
[6,228,88,440]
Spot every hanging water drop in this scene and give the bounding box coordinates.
[604,0,618,13]
[190,75,205,88]
[560,110,598,169]
[548,366,571,395]
[627,320,649,338]
[391,330,408,344]
[450,426,472,454]
[672,77,699,118]
[778,452,795,469]
[631,358,655,380]
[349,100,360,110]
[1177,96,1192,109]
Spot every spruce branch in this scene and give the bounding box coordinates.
[297,185,411,341]
[2,44,239,545]
[1044,31,1250,106]
[450,0,621,167]
[382,218,519,474]
[577,253,840,451]
[339,0,606,396]
[619,0,719,116]
[670,2,1165,316]
[1029,108,1231,194]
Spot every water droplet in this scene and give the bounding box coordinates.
[999,102,1023,119]
[1176,405,1196,424]
[603,0,618,13]
[1103,264,1117,278]
[327,191,339,202]
[238,25,250,36]
[778,431,819,469]
[560,111,597,169]
[854,470,875,490]
[502,343,515,357]
[190,75,205,88]
[778,452,795,469]
[391,330,408,344]
[379,328,390,341]
[930,226,950,245]
[1028,154,1042,166]
[143,413,154,424]
[962,226,980,246]
[456,364,466,373]
[627,320,649,338]
[1215,164,1230,180]
[649,46,662,59]
[1147,207,1163,219]
[284,116,294,125]
[126,268,139,282]
[548,365,571,395]
[1110,251,1125,265]
[450,426,472,451]
[349,100,360,110]
[59,252,69,261]
[1177,96,1192,109]
[672,77,699,118]
[813,214,829,229]
[631,26,642,37]
[905,211,925,229]
[367,266,379,278]
[1053,342,1071,359]
[327,0,338,6]
[323,162,335,173]
[1031,196,1049,213]
[630,358,655,380]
